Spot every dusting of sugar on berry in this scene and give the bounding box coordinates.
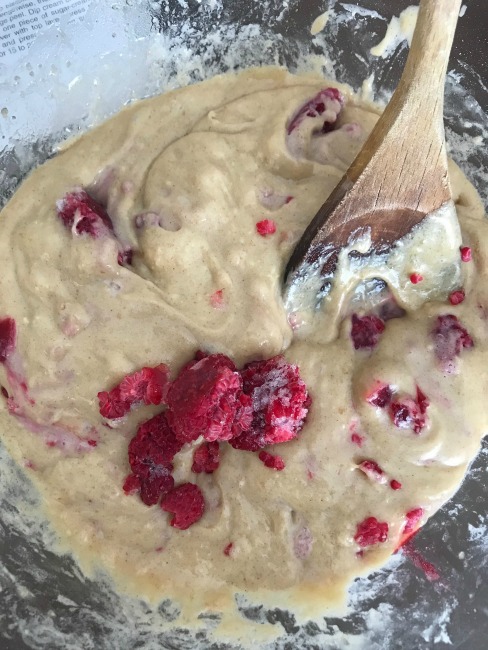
[256,219,277,236]
[224,542,233,556]
[191,441,220,474]
[390,479,402,490]
[350,314,385,350]
[354,517,389,547]
[258,450,285,471]
[161,483,205,530]
[449,289,465,305]
[409,273,423,284]
[0,317,16,364]
[460,246,472,262]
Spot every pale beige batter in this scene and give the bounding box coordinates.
[0,68,487,625]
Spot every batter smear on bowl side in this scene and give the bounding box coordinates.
[0,68,487,623]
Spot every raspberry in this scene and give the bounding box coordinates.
[460,246,472,262]
[256,219,277,236]
[224,542,233,556]
[210,289,224,309]
[161,483,205,530]
[230,355,310,451]
[449,289,465,305]
[409,273,423,284]
[432,314,473,370]
[366,382,393,408]
[123,473,141,495]
[358,460,387,484]
[191,441,220,474]
[129,412,183,477]
[350,314,385,350]
[258,450,285,471]
[57,189,114,238]
[287,87,344,135]
[390,479,402,490]
[389,399,425,434]
[285,196,294,204]
[403,507,424,535]
[351,432,365,446]
[402,544,440,581]
[354,516,389,547]
[166,353,251,443]
[98,364,170,419]
[140,471,175,506]
[0,317,16,364]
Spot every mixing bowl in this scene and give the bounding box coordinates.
[0,1,487,648]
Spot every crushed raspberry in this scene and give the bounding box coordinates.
[0,317,16,364]
[98,364,170,419]
[409,273,423,284]
[285,196,294,204]
[351,432,365,446]
[287,87,344,135]
[354,516,389,547]
[210,289,225,309]
[390,479,402,490]
[224,542,233,556]
[230,355,310,451]
[57,189,114,238]
[403,507,424,535]
[166,353,251,443]
[161,483,205,530]
[402,543,440,581]
[118,248,133,266]
[432,314,473,370]
[389,386,429,434]
[258,450,285,471]
[350,314,385,350]
[358,460,387,484]
[256,219,277,236]
[366,381,393,408]
[449,289,465,305]
[123,473,141,495]
[191,441,220,474]
[460,246,472,262]
[87,439,98,447]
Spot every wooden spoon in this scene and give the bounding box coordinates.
[284,0,463,307]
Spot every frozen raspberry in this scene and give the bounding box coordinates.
[350,314,385,350]
[129,412,183,477]
[57,189,115,238]
[258,450,285,471]
[98,364,170,419]
[287,87,344,135]
[403,507,424,535]
[166,353,251,443]
[449,289,465,305]
[354,516,389,547]
[123,473,141,495]
[432,314,473,370]
[389,392,428,434]
[224,542,234,556]
[256,219,277,236]
[390,479,402,490]
[230,355,311,451]
[358,460,387,484]
[0,317,16,364]
[140,471,175,506]
[161,483,205,530]
[366,382,393,408]
[460,246,472,262]
[409,273,423,284]
[191,441,220,474]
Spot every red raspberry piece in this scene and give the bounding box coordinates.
[166,353,251,443]
[191,441,220,474]
[431,314,473,370]
[403,507,424,535]
[409,273,423,284]
[98,364,170,419]
[210,289,224,309]
[287,87,344,135]
[129,412,183,477]
[161,483,205,530]
[140,471,175,506]
[258,450,285,471]
[224,542,234,556]
[358,460,387,484]
[354,516,389,547]
[460,246,472,262]
[57,188,115,238]
[350,314,385,350]
[390,479,402,490]
[123,473,141,495]
[0,317,16,364]
[366,381,393,408]
[256,219,277,236]
[230,355,311,451]
[389,399,424,434]
[449,289,465,305]
[351,432,365,446]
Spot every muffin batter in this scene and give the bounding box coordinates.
[0,68,487,622]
